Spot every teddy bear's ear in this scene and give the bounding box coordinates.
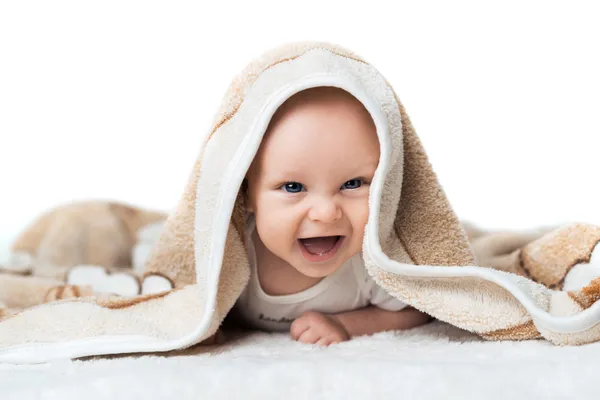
[109,202,167,240]
[108,202,141,237]
[109,202,138,221]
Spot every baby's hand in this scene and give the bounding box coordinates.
[290,311,349,346]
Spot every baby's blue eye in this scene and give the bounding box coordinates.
[342,179,362,190]
[281,182,304,193]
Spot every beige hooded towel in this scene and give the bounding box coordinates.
[2,41,600,364]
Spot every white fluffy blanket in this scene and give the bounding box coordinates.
[1,321,597,399]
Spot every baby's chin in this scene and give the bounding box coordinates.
[290,255,350,278]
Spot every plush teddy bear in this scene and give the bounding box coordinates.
[0,200,167,280]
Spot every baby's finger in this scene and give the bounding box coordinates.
[290,318,310,340]
[298,329,320,344]
[316,337,332,347]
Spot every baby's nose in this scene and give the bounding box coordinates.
[308,197,342,223]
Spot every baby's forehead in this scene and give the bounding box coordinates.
[245,86,378,176]
[251,87,376,162]
[265,87,374,136]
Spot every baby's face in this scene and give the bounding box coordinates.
[245,87,379,278]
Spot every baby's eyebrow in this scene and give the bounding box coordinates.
[265,166,304,176]
[261,171,303,183]
[261,159,378,180]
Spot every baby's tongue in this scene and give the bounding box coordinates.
[300,236,338,255]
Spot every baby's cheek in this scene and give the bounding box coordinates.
[349,203,370,249]
[256,213,294,253]
[350,200,370,229]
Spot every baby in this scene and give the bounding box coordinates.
[234,86,431,346]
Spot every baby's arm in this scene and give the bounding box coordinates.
[290,306,431,345]
[331,305,432,338]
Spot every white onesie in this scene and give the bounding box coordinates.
[234,216,408,332]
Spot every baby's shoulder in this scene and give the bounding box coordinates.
[346,254,373,288]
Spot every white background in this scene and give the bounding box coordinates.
[1,0,599,253]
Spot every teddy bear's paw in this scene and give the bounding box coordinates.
[67,265,140,297]
[44,284,95,302]
[141,274,173,295]
[563,242,600,291]
[0,251,34,274]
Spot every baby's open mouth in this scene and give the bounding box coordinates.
[298,236,343,256]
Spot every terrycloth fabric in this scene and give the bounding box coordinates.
[2,41,600,364]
